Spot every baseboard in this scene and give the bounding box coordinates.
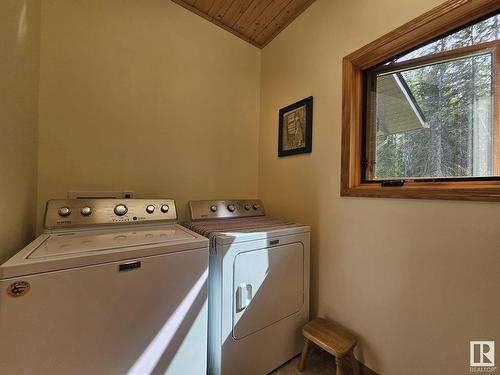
[269,344,379,374]
[344,359,378,375]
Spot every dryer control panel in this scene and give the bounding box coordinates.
[44,199,177,229]
[188,200,265,221]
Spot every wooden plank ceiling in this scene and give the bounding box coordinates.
[171,0,317,48]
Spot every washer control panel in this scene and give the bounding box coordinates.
[188,200,265,221]
[44,199,177,229]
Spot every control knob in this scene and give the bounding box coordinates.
[58,207,72,217]
[244,204,251,211]
[114,204,128,216]
[161,204,169,213]
[227,204,236,212]
[80,206,92,216]
[253,204,260,210]
[210,205,217,212]
[146,205,155,214]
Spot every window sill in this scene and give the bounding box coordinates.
[341,181,500,201]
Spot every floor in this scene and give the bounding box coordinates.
[271,345,355,375]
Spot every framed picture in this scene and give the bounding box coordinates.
[278,96,313,157]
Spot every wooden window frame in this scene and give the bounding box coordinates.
[341,0,500,201]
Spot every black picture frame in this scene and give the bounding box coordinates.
[278,96,313,157]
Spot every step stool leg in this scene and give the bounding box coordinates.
[298,338,310,372]
[335,356,343,375]
[350,350,360,375]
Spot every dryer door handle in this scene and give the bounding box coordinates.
[236,283,252,312]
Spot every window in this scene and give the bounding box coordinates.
[366,14,499,182]
[341,1,500,201]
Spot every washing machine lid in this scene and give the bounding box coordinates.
[29,225,196,259]
[0,224,208,279]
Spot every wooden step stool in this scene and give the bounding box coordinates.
[298,318,360,375]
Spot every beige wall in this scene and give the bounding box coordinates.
[259,0,500,374]
[0,0,40,262]
[37,0,261,228]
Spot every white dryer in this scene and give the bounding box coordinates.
[185,200,310,375]
[0,199,209,375]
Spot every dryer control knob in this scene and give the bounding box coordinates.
[80,206,92,216]
[146,205,155,214]
[210,205,217,212]
[161,204,169,213]
[252,204,260,210]
[114,204,128,216]
[244,204,251,211]
[227,204,236,212]
[58,207,72,217]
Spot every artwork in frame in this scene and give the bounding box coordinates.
[278,96,313,157]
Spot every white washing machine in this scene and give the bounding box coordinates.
[0,198,209,375]
[185,200,310,375]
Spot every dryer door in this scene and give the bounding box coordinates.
[232,242,304,340]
